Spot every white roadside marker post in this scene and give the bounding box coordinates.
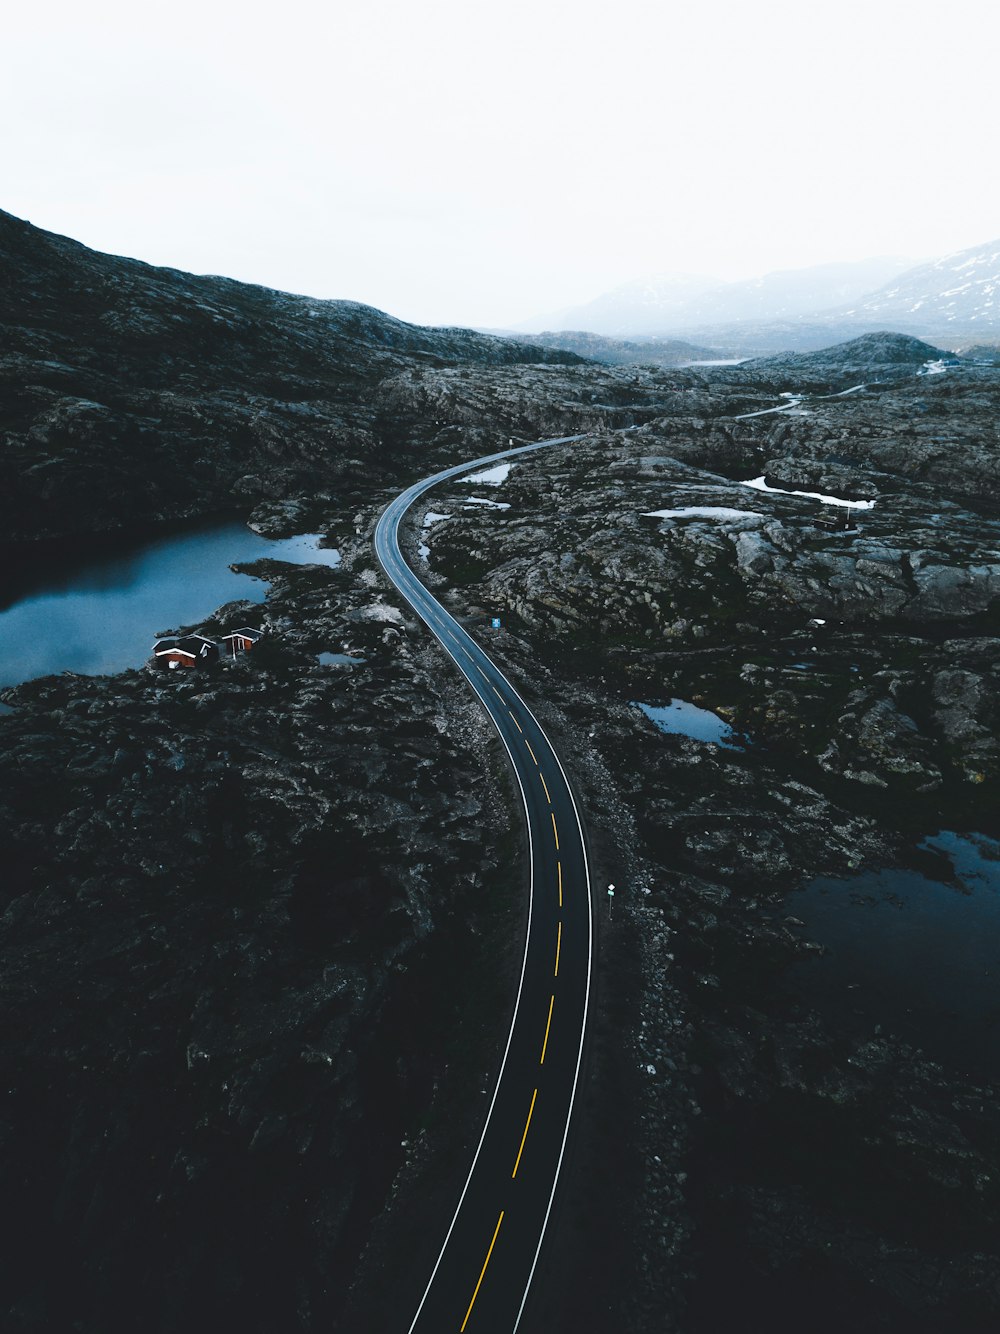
[607,883,615,918]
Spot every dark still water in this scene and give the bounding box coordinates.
[0,522,340,690]
[789,831,1000,1077]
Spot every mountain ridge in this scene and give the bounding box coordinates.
[0,208,582,542]
[517,256,915,337]
[515,240,1000,351]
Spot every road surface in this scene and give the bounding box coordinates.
[374,436,593,1333]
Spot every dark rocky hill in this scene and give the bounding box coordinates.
[0,209,581,542]
[703,331,955,390]
[780,331,950,366]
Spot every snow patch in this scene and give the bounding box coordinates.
[742,476,875,510]
[644,506,762,522]
[361,601,404,623]
[460,463,511,486]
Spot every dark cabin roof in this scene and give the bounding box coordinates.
[154,634,217,658]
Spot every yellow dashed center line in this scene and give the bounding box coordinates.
[525,740,539,766]
[511,1088,538,1179]
[508,710,523,734]
[461,1211,505,1333]
[554,921,562,977]
[492,685,506,705]
[557,860,563,907]
[539,772,551,804]
[550,812,559,850]
[540,994,555,1065]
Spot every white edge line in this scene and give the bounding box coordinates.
[374,433,593,1333]
[434,586,592,1334]
[510,684,593,1331]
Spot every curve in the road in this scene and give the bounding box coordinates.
[374,436,593,1334]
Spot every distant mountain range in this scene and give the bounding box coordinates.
[836,244,1000,331]
[515,241,1000,354]
[517,257,914,337]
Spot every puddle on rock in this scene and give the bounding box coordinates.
[317,653,367,667]
[635,698,745,750]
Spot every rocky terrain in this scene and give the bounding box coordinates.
[713,331,960,389]
[413,346,1000,1329]
[0,518,531,1331]
[3,216,1000,1332]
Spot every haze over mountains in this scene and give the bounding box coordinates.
[515,240,1000,354]
[839,242,1000,330]
[518,256,914,336]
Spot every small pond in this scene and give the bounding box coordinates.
[0,521,340,690]
[317,653,366,667]
[635,698,744,750]
[788,830,1000,1077]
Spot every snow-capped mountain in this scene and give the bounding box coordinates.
[517,257,913,337]
[834,239,1000,329]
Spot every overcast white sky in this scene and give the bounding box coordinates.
[3,0,997,328]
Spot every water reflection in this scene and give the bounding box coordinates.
[789,831,1000,1076]
[0,522,339,688]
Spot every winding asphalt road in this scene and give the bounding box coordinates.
[374,436,594,1333]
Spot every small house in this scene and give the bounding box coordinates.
[221,627,265,657]
[153,635,219,669]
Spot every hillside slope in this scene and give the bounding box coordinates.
[731,331,954,385]
[0,210,580,542]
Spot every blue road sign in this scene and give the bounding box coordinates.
[491,617,502,629]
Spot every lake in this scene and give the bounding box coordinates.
[788,831,1000,1077]
[0,521,340,690]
